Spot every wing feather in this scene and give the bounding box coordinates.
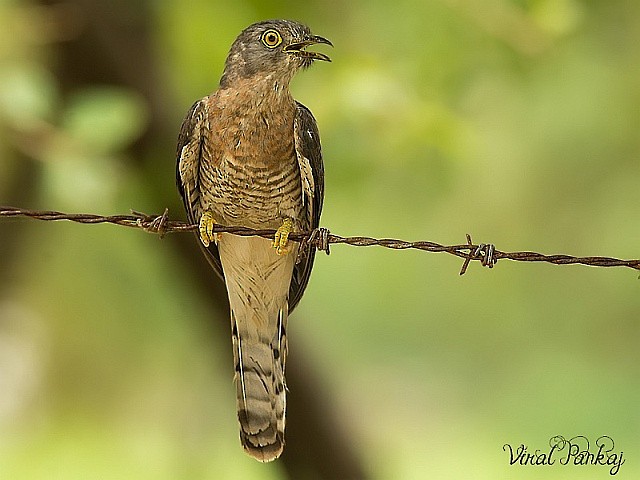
[289,102,325,311]
[176,97,224,280]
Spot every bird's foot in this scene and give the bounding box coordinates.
[273,218,294,255]
[199,210,219,247]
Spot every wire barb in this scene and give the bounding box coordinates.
[2,206,640,273]
[458,234,495,275]
[132,208,170,238]
[307,227,331,255]
[474,242,497,269]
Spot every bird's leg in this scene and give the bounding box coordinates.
[199,210,219,247]
[273,218,294,256]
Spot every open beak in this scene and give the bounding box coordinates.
[284,35,333,62]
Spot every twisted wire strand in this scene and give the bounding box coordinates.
[2,206,639,273]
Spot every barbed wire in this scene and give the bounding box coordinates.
[2,206,639,274]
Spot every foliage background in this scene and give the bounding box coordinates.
[1,0,639,478]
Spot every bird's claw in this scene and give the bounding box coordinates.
[199,210,218,247]
[273,218,294,255]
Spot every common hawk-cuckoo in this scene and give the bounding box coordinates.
[176,20,330,462]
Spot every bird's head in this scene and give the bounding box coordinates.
[220,20,332,88]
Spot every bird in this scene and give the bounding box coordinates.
[175,20,330,462]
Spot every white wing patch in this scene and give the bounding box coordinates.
[294,120,316,224]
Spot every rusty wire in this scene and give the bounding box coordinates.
[2,206,639,274]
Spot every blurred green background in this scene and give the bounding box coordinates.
[1,0,639,479]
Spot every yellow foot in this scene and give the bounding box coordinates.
[199,210,218,247]
[273,218,294,256]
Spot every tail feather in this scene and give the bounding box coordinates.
[220,235,295,462]
[232,310,287,462]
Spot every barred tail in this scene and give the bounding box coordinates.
[219,235,296,462]
[232,309,287,462]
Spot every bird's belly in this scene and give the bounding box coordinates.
[205,153,303,230]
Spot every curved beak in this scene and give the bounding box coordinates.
[284,35,333,62]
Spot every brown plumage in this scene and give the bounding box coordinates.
[175,20,330,462]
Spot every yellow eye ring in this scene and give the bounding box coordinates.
[261,29,282,48]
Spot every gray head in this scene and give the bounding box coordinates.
[220,19,332,88]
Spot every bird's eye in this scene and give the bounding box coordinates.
[261,29,282,49]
